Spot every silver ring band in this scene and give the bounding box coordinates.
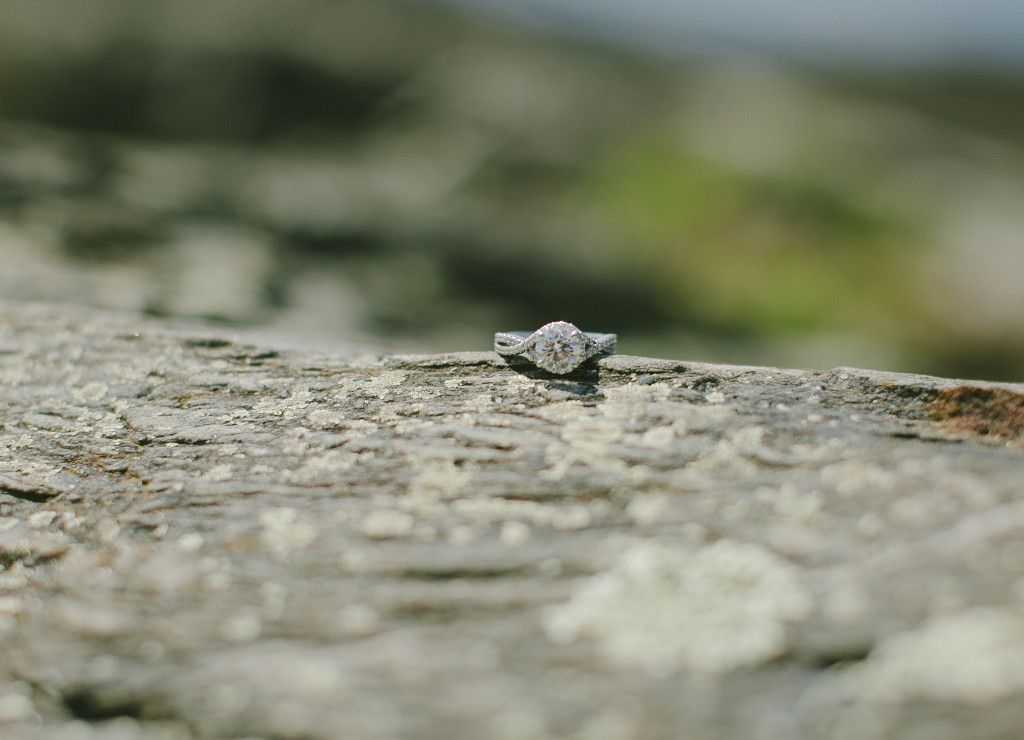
[494,321,616,374]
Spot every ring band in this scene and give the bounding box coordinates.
[494,321,616,374]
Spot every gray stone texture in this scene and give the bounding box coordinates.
[1,301,1023,739]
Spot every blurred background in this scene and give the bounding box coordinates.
[1,0,1023,379]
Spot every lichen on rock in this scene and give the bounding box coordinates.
[0,302,1022,739]
[544,539,813,675]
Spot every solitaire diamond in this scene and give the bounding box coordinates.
[533,321,586,374]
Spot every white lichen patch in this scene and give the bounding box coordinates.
[460,394,496,413]
[450,497,593,531]
[377,402,423,422]
[305,409,347,429]
[393,418,430,435]
[407,460,471,501]
[561,418,625,447]
[216,407,252,423]
[541,441,629,482]
[308,450,358,473]
[359,509,415,540]
[366,370,409,398]
[505,374,538,396]
[177,533,204,552]
[599,383,671,421]
[27,510,60,529]
[59,515,84,533]
[767,483,824,524]
[549,505,594,531]
[68,381,109,403]
[637,426,676,448]
[0,564,29,591]
[729,424,767,449]
[220,611,263,644]
[440,413,479,428]
[544,540,812,675]
[0,693,35,723]
[0,597,25,617]
[331,370,409,400]
[283,450,357,484]
[407,386,440,401]
[624,493,671,526]
[789,437,845,462]
[343,420,378,438]
[705,390,727,405]
[280,432,311,457]
[201,463,235,482]
[668,404,732,435]
[856,608,1024,705]
[499,520,531,547]
[820,462,900,498]
[4,462,62,480]
[260,507,318,558]
[535,401,587,423]
[253,389,313,418]
[685,437,757,476]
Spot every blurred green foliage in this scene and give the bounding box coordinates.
[579,135,925,336]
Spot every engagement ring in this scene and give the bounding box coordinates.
[494,321,616,374]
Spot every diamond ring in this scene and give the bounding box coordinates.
[494,321,616,374]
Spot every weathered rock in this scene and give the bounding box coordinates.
[1,300,1023,739]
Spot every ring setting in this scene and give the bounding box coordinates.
[494,321,616,374]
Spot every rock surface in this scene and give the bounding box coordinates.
[1,300,1024,739]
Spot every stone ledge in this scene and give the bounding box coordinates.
[0,301,1022,739]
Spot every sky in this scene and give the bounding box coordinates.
[443,0,1024,72]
